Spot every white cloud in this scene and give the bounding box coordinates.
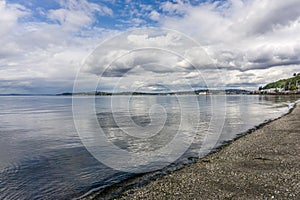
[149,10,160,21]
[48,9,92,29]
[48,0,113,30]
[160,1,187,15]
[0,1,29,37]
[127,32,182,47]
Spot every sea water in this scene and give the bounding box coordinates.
[0,95,298,199]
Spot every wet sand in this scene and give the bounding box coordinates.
[118,104,300,199]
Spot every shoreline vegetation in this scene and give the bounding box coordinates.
[85,102,300,200]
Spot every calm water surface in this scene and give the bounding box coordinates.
[0,95,298,199]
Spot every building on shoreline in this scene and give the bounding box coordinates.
[252,73,300,95]
[251,86,300,95]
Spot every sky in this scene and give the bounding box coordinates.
[1,0,300,94]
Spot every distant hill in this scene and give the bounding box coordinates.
[261,73,300,91]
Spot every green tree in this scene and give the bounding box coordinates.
[290,85,298,91]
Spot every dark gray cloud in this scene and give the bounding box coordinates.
[225,82,258,88]
[101,67,133,77]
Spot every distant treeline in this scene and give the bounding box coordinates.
[260,73,300,91]
[57,89,250,96]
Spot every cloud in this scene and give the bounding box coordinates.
[127,32,182,47]
[149,10,160,21]
[80,28,219,92]
[160,0,187,16]
[0,1,29,37]
[0,0,115,93]
[159,0,300,78]
[65,0,300,92]
[235,0,300,35]
[48,0,113,30]
[1,0,300,93]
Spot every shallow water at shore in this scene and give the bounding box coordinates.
[119,102,300,200]
[0,95,299,199]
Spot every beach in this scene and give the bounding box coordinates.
[117,103,300,199]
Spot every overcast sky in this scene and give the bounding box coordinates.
[1,0,300,93]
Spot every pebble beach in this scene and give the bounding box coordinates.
[117,103,300,200]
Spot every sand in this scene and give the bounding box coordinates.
[117,104,300,199]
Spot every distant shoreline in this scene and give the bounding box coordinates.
[57,89,250,96]
[0,94,55,96]
[1,93,300,97]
